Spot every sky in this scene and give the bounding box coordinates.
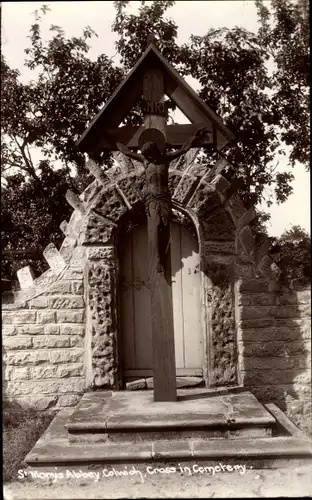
[1,1,310,237]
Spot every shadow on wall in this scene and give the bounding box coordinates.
[239,278,311,435]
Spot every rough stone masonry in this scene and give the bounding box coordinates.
[2,151,311,434]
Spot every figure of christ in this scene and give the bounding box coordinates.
[116,127,209,273]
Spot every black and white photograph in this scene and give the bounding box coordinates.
[1,1,311,498]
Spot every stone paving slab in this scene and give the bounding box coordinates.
[66,390,275,432]
[25,406,312,468]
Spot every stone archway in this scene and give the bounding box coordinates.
[75,153,280,390]
[116,202,205,386]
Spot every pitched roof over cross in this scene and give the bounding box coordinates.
[77,40,235,155]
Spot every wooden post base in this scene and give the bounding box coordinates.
[148,217,177,402]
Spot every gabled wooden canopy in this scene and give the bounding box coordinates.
[77,42,235,154]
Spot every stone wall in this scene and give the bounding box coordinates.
[2,151,310,436]
[2,262,86,410]
[237,278,311,434]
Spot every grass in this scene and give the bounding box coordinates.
[3,401,56,483]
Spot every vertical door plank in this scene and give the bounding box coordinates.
[181,226,203,368]
[120,231,136,369]
[171,223,184,369]
[132,225,153,369]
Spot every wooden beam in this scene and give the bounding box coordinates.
[165,76,230,151]
[94,124,213,151]
[143,66,177,402]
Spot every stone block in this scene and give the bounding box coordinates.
[241,370,311,386]
[251,293,276,306]
[32,268,55,289]
[146,377,203,389]
[95,186,128,223]
[31,365,58,378]
[210,174,230,195]
[85,246,115,261]
[187,181,220,215]
[43,243,66,274]
[276,292,298,305]
[4,378,85,396]
[168,172,182,195]
[28,296,49,309]
[239,340,310,358]
[126,379,147,390]
[46,281,72,295]
[56,310,84,323]
[116,174,143,207]
[250,384,311,402]
[173,175,199,204]
[59,220,68,234]
[237,295,251,306]
[65,189,86,214]
[49,348,84,364]
[32,335,71,349]
[240,356,308,372]
[2,336,33,350]
[269,305,302,319]
[225,193,246,223]
[62,267,84,280]
[17,266,35,290]
[296,290,311,304]
[2,311,37,325]
[32,363,84,379]
[3,350,50,366]
[56,394,82,408]
[71,281,84,295]
[236,207,257,232]
[11,367,31,380]
[204,158,228,183]
[240,318,275,329]
[239,306,270,320]
[241,327,311,342]
[44,324,60,335]
[37,310,56,324]
[239,279,268,293]
[2,325,16,336]
[235,264,254,279]
[16,325,44,336]
[4,395,58,411]
[59,324,84,336]
[238,225,255,256]
[203,241,235,255]
[48,296,84,309]
[70,336,84,347]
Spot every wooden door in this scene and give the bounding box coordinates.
[120,222,203,378]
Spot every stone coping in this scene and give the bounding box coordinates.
[25,406,312,467]
[65,390,275,432]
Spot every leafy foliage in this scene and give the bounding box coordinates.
[271,225,311,284]
[1,1,309,286]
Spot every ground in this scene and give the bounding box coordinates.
[4,462,312,499]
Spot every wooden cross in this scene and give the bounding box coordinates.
[77,36,235,402]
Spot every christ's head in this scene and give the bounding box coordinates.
[141,141,161,161]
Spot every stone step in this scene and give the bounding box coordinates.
[25,407,312,470]
[65,390,275,443]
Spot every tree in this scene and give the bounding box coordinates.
[1,1,309,285]
[271,225,311,284]
[1,5,123,183]
[112,0,309,208]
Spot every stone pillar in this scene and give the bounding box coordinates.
[85,246,121,389]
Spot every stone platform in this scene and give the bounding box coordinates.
[65,389,275,443]
[25,389,312,469]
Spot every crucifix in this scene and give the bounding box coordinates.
[77,35,235,402]
[116,124,208,402]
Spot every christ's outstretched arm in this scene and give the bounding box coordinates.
[167,127,210,160]
[116,142,145,163]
